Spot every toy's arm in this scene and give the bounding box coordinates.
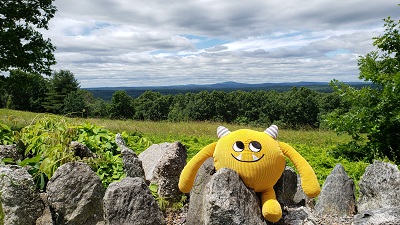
[279,142,320,197]
[178,142,216,193]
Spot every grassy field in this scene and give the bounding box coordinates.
[0,109,350,144]
[0,109,370,192]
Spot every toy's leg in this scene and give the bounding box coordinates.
[261,188,282,222]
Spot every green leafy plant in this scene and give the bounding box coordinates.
[13,116,77,189]
[0,121,14,145]
[74,122,117,153]
[85,150,125,187]
[72,126,149,187]
[120,131,153,154]
[2,116,151,189]
[148,183,188,212]
[149,183,169,211]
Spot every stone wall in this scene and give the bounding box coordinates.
[1,140,400,225]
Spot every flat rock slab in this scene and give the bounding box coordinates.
[139,141,187,199]
[203,168,266,225]
[353,207,400,225]
[103,177,166,225]
[46,162,105,225]
[357,160,400,212]
[0,165,43,225]
[315,163,356,217]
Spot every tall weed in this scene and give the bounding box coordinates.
[0,122,14,144]
[3,115,151,189]
[15,116,76,189]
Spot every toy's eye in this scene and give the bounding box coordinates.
[233,141,244,152]
[249,141,262,152]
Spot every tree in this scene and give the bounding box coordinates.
[133,91,171,121]
[42,70,80,114]
[0,0,57,75]
[0,75,7,108]
[281,87,320,128]
[184,91,214,121]
[210,91,234,122]
[168,93,189,122]
[108,90,134,119]
[325,17,400,163]
[76,90,107,118]
[5,69,48,112]
[231,90,283,126]
[88,98,109,118]
[63,91,86,117]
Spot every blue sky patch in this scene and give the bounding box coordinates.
[326,49,351,57]
[150,49,174,55]
[182,35,230,50]
[79,22,112,36]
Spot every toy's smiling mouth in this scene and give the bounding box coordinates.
[231,153,264,162]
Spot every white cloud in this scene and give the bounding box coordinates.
[40,0,400,87]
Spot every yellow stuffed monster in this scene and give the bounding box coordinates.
[178,125,320,222]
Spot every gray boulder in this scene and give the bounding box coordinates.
[139,142,187,200]
[103,177,166,225]
[314,163,356,217]
[274,166,299,207]
[357,160,400,212]
[115,133,145,179]
[0,144,23,162]
[186,157,215,224]
[353,207,400,225]
[121,147,146,179]
[203,168,266,225]
[0,165,44,225]
[115,133,126,146]
[69,141,96,158]
[293,174,308,207]
[35,193,53,225]
[281,207,318,225]
[46,162,105,225]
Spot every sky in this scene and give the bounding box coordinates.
[41,0,400,88]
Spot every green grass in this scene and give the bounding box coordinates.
[0,109,372,195]
[0,109,351,150]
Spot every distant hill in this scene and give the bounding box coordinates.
[85,81,373,101]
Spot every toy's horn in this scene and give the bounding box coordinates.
[264,125,278,139]
[217,126,231,138]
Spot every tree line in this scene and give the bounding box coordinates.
[0,69,346,129]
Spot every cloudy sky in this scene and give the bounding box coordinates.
[42,0,399,88]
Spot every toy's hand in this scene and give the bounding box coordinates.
[178,142,216,193]
[300,169,320,198]
[279,142,320,198]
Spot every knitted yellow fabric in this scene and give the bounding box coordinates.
[213,129,286,192]
[178,126,320,222]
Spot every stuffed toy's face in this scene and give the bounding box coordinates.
[213,128,286,192]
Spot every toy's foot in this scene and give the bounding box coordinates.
[262,199,282,222]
